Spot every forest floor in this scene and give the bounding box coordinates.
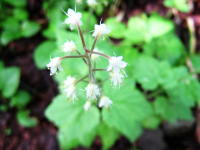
[0,0,200,150]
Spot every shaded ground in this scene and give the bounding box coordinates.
[0,0,200,150]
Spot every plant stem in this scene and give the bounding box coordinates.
[187,17,196,54]
[93,68,107,72]
[61,55,86,60]
[86,49,110,59]
[75,75,89,85]
[76,24,95,83]
[75,50,87,64]
[77,24,87,52]
[90,35,99,57]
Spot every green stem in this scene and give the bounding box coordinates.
[86,50,110,59]
[75,75,88,85]
[90,35,99,57]
[61,55,86,60]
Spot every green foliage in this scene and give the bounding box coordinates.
[34,41,57,69]
[164,0,191,12]
[102,80,153,141]
[17,110,38,128]
[0,0,40,45]
[0,66,20,98]
[121,13,174,43]
[106,17,126,38]
[3,0,26,7]
[10,90,31,109]
[46,95,100,149]
[33,2,200,150]
[190,54,200,73]
[0,61,36,128]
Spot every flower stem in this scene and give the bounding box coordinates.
[61,55,86,60]
[90,35,99,57]
[75,75,89,85]
[93,68,107,72]
[75,50,87,64]
[86,50,110,59]
[77,24,87,52]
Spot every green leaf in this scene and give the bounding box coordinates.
[164,0,191,12]
[1,18,21,45]
[34,41,57,69]
[167,75,199,108]
[106,17,126,39]
[97,123,119,150]
[142,115,161,129]
[190,54,200,73]
[82,12,97,31]
[146,13,174,41]
[17,110,38,128]
[159,65,188,90]
[133,56,160,90]
[144,32,185,64]
[153,97,193,122]
[102,80,153,141]
[45,95,100,149]
[1,67,20,98]
[13,8,28,20]
[124,15,147,43]
[3,0,26,7]
[21,21,41,37]
[10,90,31,109]
[124,14,174,43]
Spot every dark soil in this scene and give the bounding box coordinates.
[0,0,200,150]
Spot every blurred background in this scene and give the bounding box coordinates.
[1,0,200,150]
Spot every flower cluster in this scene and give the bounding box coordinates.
[47,9,127,111]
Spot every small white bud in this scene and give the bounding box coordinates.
[62,41,76,53]
[64,76,77,100]
[84,101,91,111]
[64,9,82,30]
[92,23,110,38]
[86,82,100,100]
[99,96,112,108]
[107,56,127,72]
[47,57,62,75]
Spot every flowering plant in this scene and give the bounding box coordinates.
[47,8,127,111]
[43,8,154,150]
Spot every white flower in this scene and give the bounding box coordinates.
[86,82,100,100]
[64,9,82,30]
[99,96,112,108]
[87,0,97,7]
[84,101,91,111]
[107,56,127,72]
[110,70,126,87]
[64,76,77,100]
[47,57,62,75]
[92,23,110,37]
[62,41,76,53]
